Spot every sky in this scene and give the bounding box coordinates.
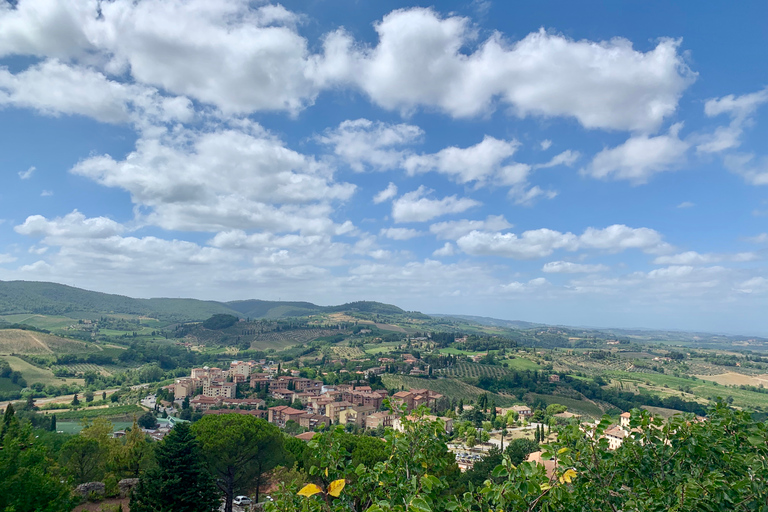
[0,1,767,335]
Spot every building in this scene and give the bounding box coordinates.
[339,405,376,427]
[268,406,306,428]
[549,374,560,383]
[202,381,236,398]
[172,378,199,399]
[393,415,453,434]
[298,413,331,430]
[326,401,354,423]
[511,405,532,419]
[390,389,444,412]
[365,412,395,429]
[620,412,631,429]
[229,360,253,379]
[604,425,627,450]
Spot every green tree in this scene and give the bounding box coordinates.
[85,390,95,403]
[115,419,154,478]
[193,413,288,511]
[130,422,219,512]
[60,436,104,484]
[137,411,158,430]
[71,393,80,406]
[0,422,75,512]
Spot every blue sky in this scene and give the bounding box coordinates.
[0,0,767,334]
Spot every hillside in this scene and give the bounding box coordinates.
[0,329,94,354]
[0,280,417,322]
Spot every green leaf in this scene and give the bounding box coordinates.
[409,497,432,512]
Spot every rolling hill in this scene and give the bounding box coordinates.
[0,280,419,322]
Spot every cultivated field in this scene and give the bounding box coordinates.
[437,362,510,379]
[249,329,338,350]
[51,363,112,376]
[0,355,84,386]
[381,374,513,406]
[525,392,607,418]
[505,357,542,371]
[0,329,93,354]
[330,346,366,358]
[695,372,768,387]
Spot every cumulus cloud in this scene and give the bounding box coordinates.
[70,124,355,233]
[583,123,689,183]
[542,261,608,273]
[15,210,125,240]
[403,135,520,184]
[653,251,758,265]
[0,254,17,264]
[317,118,423,172]
[432,242,455,257]
[430,215,512,240]
[697,86,768,154]
[534,150,580,169]
[540,139,552,151]
[392,186,479,223]
[457,224,670,259]
[724,153,768,186]
[501,277,549,293]
[373,182,398,204]
[319,9,694,130]
[0,59,193,125]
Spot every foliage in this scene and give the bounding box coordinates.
[130,422,219,512]
[202,314,239,330]
[137,411,158,430]
[192,413,288,512]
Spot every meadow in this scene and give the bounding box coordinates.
[0,355,84,386]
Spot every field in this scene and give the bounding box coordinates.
[0,355,84,386]
[0,329,93,354]
[0,314,77,330]
[695,372,768,387]
[330,346,366,358]
[525,392,607,418]
[608,370,768,410]
[505,357,542,371]
[437,362,510,379]
[439,347,486,356]
[364,341,402,355]
[381,374,514,406]
[52,404,144,420]
[51,363,113,376]
[249,329,338,350]
[0,378,22,392]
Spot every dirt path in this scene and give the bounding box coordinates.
[26,332,54,353]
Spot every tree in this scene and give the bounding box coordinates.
[193,414,288,511]
[505,437,539,465]
[71,393,80,406]
[114,420,153,478]
[60,436,103,484]
[50,414,57,432]
[130,422,219,512]
[137,411,158,430]
[85,390,94,403]
[0,422,75,512]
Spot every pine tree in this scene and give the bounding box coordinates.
[130,423,219,512]
[50,414,57,432]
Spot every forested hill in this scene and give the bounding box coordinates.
[0,280,413,322]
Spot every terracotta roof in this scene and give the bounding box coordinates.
[295,432,316,441]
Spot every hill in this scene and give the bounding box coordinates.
[0,280,418,322]
[0,329,94,355]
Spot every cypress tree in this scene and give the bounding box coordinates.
[130,423,219,512]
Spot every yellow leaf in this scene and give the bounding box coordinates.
[298,484,323,497]
[540,482,551,491]
[328,479,346,497]
[325,467,329,477]
[559,468,577,484]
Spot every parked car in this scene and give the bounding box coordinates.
[233,496,252,505]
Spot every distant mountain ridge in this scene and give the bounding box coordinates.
[0,280,410,322]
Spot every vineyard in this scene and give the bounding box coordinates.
[381,374,514,406]
[249,329,339,350]
[50,363,112,376]
[331,346,367,358]
[437,362,510,379]
[0,329,94,354]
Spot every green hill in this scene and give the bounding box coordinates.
[0,280,420,323]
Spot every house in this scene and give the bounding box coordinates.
[190,395,221,410]
[604,425,627,450]
[202,408,268,419]
[390,389,444,412]
[393,415,453,434]
[202,381,236,399]
[268,406,306,428]
[339,405,376,427]
[511,405,532,419]
[173,378,200,399]
[620,412,631,428]
[220,398,265,409]
[365,412,395,429]
[229,360,253,379]
[526,451,558,479]
[549,374,560,383]
[298,413,331,430]
[326,401,354,422]
[295,431,317,442]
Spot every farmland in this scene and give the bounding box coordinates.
[330,346,367,358]
[381,374,514,406]
[437,362,510,379]
[0,329,94,354]
[525,392,608,418]
[0,355,83,386]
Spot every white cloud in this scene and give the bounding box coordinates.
[430,215,512,240]
[40,190,54,197]
[432,242,455,257]
[15,210,125,240]
[457,224,669,259]
[70,124,355,233]
[0,254,17,264]
[380,227,423,240]
[747,233,768,244]
[697,86,768,154]
[317,119,422,172]
[724,153,768,186]
[392,186,479,223]
[677,201,694,209]
[457,229,578,259]
[320,9,693,130]
[18,166,35,179]
[540,139,552,151]
[542,261,608,273]
[534,150,580,169]
[373,182,398,204]
[653,251,758,265]
[737,277,768,294]
[403,135,519,184]
[501,277,549,293]
[583,123,689,183]
[0,59,193,125]
[508,185,558,206]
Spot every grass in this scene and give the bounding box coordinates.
[381,374,514,406]
[0,378,22,392]
[0,329,93,354]
[525,392,606,419]
[53,404,144,420]
[0,355,84,386]
[364,342,402,355]
[505,357,542,371]
[608,370,768,410]
[439,347,486,356]
[56,421,135,434]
